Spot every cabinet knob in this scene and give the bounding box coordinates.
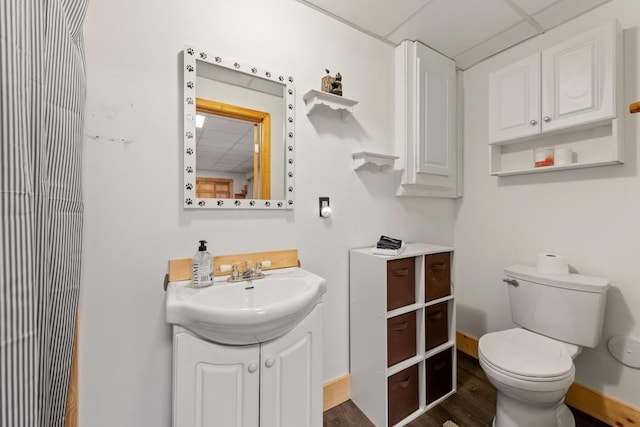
[529,119,537,126]
[265,358,275,368]
[543,116,551,122]
[248,362,258,373]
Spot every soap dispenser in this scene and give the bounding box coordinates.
[192,240,213,288]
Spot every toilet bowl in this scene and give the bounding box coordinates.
[479,328,580,427]
[478,265,609,426]
[478,265,609,427]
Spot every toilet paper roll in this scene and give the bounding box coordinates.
[554,147,573,166]
[537,253,569,275]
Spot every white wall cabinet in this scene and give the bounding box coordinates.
[172,305,323,427]
[350,243,456,427]
[489,20,623,176]
[395,41,462,198]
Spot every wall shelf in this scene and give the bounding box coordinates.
[493,160,621,177]
[352,152,398,171]
[303,89,357,120]
[489,121,623,176]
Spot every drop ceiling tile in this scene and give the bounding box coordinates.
[199,130,241,145]
[387,0,523,58]
[509,0,558,15]
[454,20,538,69]
[532,0,610,30]
[302,0,428,37]
[205,116,252,134]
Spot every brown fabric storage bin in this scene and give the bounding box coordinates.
[387,364,419,426]
[387,311,417,367]
[425,302,449,351]
[425,252,451,302]
[426,348,453,404]
[387,257,416,311]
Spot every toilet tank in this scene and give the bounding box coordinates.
[504,265,610,348]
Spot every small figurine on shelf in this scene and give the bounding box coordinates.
[331,72,343,96]
[321,69,334,94]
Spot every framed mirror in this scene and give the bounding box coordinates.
[183,45,295,209]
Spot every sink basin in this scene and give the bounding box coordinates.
[166,267,327,345]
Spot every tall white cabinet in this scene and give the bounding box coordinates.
[395,41,462,198]
[488,20,623,176]
[350,243,456,427]
[172,305,323,427]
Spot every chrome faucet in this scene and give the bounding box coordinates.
[227,261,265,283]
[241,261,254,279]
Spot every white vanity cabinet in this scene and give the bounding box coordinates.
[172,304,323,427]
[488,20,623,175]
[395,40,461,198]
[350,243,456,427]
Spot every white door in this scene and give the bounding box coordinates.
[260,305,323,427]
[541,22,615,132]
[488,53,540,142]
[173,331,260,427]
[415,42,457,178]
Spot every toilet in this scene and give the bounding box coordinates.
[478,265,610,427]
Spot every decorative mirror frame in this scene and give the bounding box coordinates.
[183,45,295,210]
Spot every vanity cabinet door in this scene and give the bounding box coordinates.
[541,23,616,132]
[260,304,323,427]
[173,331,260,427]
[488,53,540,143]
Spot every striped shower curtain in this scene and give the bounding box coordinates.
[1,0,88,425]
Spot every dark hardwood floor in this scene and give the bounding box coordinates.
[323,351,608,427]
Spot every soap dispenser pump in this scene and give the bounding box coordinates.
[192,240,213,288]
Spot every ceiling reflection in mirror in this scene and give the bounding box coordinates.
[183,45,295,209]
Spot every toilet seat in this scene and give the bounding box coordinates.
[479,328,575,382]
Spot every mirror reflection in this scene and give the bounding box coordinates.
[195,99,271,199]
[183,45,295,210]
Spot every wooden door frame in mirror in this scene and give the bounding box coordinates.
[196,98,271,199]
[183,45,295,210]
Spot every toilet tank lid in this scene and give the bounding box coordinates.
[505,265,610,293]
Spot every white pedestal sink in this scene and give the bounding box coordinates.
[166,266,327,345]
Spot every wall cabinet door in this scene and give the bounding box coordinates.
[173,332,260,427]
[415,42,457,179]
[488,53,540,143]
[260,305,323,427]
[395,41,461,198]
[541,23,615,132]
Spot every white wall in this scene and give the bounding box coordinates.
[79,0,455,425]
[455,0,640,407]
